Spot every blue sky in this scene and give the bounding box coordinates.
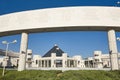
[0,0,120,58]
[0,0,119,15]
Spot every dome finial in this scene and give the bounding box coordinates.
[54,44,57,46]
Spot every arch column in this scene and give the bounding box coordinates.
[18,32,28,71]
[108,29,119,70]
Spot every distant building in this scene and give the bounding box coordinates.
[1,45,120,69]
[0,49,19,68]
[26,49,33,68]
[0,56,19,68]
[85,51,120,68]
[30,45,85,68]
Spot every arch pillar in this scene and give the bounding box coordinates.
[108,29,119,70]
[18,32,28,71]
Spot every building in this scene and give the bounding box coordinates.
[0,49,19,68]
[0,45,120,69]
[30,45,85,68]
[26,49,33,68]
[85,51,120,68]
[0,56,19,68]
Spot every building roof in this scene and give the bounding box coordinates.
[43,44,65,57]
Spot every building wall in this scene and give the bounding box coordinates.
[31,53,85,68]
[0,58,3,67]
[73,56,85,68]
[26,49,33,68]
[94,51,103,68]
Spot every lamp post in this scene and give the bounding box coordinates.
[117,1,120,4]
[117,1,120,6]
[2,40,17,76]
[117,37,120,41]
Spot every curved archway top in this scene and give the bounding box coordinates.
[0,6,120,36]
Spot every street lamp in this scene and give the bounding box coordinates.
[117,1,120,4]
[117,37,120,41]
[116,1,120,7]
[2,40,17,76]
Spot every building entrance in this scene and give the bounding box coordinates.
[55,60,62,67]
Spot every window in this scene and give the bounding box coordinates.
[36,60,38,64]
[28,58,31,61]
[95,59,99,62]
[55,60,62,67]
[94,54,99,56]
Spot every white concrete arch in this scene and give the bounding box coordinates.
[0,6,120,71]
[0,6,120,36]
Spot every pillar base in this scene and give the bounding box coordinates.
[18,54,26,71]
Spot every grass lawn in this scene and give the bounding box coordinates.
[0,69,120,80]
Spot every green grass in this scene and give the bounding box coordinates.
[0,69,120,80]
